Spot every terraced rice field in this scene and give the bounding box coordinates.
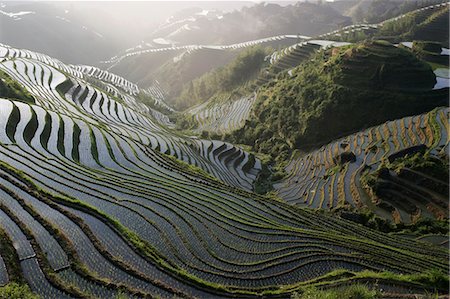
[0,43,448,298]
[276,108,449,223]
[319,2,450,41]
[185,39,352,134]
[269,40,350,68]
[253,40,351,89]
[70,64,140,95]
[72,65,174,114]
[187,93,256,134]
[101,34,309,70]
[0,44,261,191]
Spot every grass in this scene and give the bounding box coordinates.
[0,283,39,299]
[292,284,380,299]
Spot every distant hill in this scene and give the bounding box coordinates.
[145,2,351,46]
[102,1,351,95]
[321,2,450,47]
[331,0,447,23]
[0,2,122,64]
[0,1,251,65]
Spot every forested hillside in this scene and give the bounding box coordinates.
[230,41,445,162]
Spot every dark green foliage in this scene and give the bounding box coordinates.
[361,151,449,223]
[330,41,436,90]
[412,41,448,65]
[291,284,380,299]
[55,78,73,97]
[334,3,449,45]
[0,283,39,299]
[230,41,444,164]
[412,269,450,291]
[0,70,35,104]
[39,113,52,150]
[136,91,173,115]
[253,164,273,194]
[413,41,443,54]
[337,208,449,234]
[23,107,38,145]
[71,122,81,162]
[389,151,449,181]
[405,218,449,235]
[411,6,450,46]
[0,229,24,284]
[377,5,449,46]
[173,113,198,130]
[6,104,20,143]
[333,151,356,166]
[175,46,270,110]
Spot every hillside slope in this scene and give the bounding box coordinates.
[276,107,449,223]
[0,44,448,298]
[0,2,122,65]
[0,44,261,191]
[230,41,446,162]
[323,2,450,46]
[104,35,305,104]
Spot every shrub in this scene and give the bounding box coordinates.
[0,283,39,299]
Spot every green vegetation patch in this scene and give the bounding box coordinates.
[337,207,449,235]
[388,151,449,180]
[0,282,39,299]
[136,91,173,115]
[0,70,35,104]
[0,229,24,284]
[412,41,448,66]
[292,284,380,299]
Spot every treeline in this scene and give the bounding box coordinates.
[174,46,270,110]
